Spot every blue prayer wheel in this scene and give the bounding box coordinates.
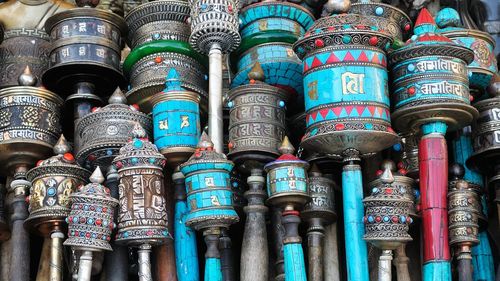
[180,133,239,231]
[389,10,477,133]
[293,13,398,155]
[436,8,498,92]
[151,69,201,167]
[264,137,309,209]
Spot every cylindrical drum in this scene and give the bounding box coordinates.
[42,8,127,95]
[389,12,477,133]
[0,86,63,174]
[400,132,420,179]
[25,139,91,236]
[74,90,152,170]
[151,69,201,167]
[264,138,309,209]
[301,169,336,224]
[64,169,119,251]
[293,13,397,154]
[113,126,170,246]
[227,82,287,165]
[447,180,480,246]
[436,8,498,92]
[363,166,413,250]
[180,133,239,231]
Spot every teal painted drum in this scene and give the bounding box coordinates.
[180,133,239,231]
[151,69,201,167]
[389,10,478,133]
[436,8,498,92]
[293,13,398,155]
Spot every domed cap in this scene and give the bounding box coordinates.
[264,136,309,172]
[113,123,166,170]
[150,69,201,105]
[180,132,234,175]
[389,8,474,65]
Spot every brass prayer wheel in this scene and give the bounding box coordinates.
[227,75,288,166]
[0,68,64,175]
[113,124,170,245]
[25,135,91,236]
[302,165,337,224]
[42,3,127,96]
[363,161,413,250]
[74,88,152,170]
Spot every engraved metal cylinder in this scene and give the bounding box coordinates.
[388,11,477,133]
[0,86,63,174]
[447,181,480,246]
[151,83,201,167]
[112,132,169,246]
[293,14,398,155]
[74,99,152,170]
[367,172,417,218]
[302,172,336,224]
[227,83,287,165]
[43,9,127,95]
[25,150,91,236]
[179,134,239,231]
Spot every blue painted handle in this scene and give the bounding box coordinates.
[342,165,369,281]
[423,261,451,281]
[283,243,307,281]
[174,201,200,281]
[204,257,223,281]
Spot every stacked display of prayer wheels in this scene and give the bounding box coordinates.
[64,167,119,281]
[389,8,476,280]
[232,2,315,114]
[113,123,170,280]
[123,1,209,113]
[25,135,90,281]
[74,88,152,170]
[293,0,401,278]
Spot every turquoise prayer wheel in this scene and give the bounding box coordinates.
[264,137,309,209]
[180,132,239,231]
[389,10,477,133]
[293,13,398,155]
[151,69,201,167]
[436,8,498,93]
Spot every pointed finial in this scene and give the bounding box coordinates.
[18,66,37,86]
[248,62,265,82]
[414,8,437,35]
[53,135,70,155]
[131,123,147,139]
[163,68,183,92]
[198,131,214,149]
[89,167,105,184]
[380,164,395,184]
[278,136,295,155]
[380,160,397,172]
[108,87,127,104]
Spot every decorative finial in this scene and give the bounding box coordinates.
[323,0,350,15]
[380,164,395,184]
[278,136,295,155]
[53,135,70,155]
[248,62,265,82]
[414,8,437,35]
[89,167,105,184]
[435,8,461,28]
[309,163,322,177]
[380,160,397,172]
[198,131,214,149]
[18,66,37,86]
[108,87,127,104]
[163,69,183,92]
[449,163,465,180]
[131,123,147,139]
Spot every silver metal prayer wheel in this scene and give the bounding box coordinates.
[64,167,119,251]
[227,77,288,166]
[124,0,191,49]
[189,0,241,55]
[0,68,64,175]
[302,166,336,224]
[42,5,127,96]
[400,132,420,179]
[74,88,152,170]
[113,124,170,245]
[25,135,91,236]
[363,161,413,250]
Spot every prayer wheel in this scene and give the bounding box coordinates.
[25,135,91,281]
[113,123,170,281]
[74,88,152,170]
[151,69,201,167]
[64,167,119,281]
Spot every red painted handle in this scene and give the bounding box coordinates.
[419,134,450,262]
